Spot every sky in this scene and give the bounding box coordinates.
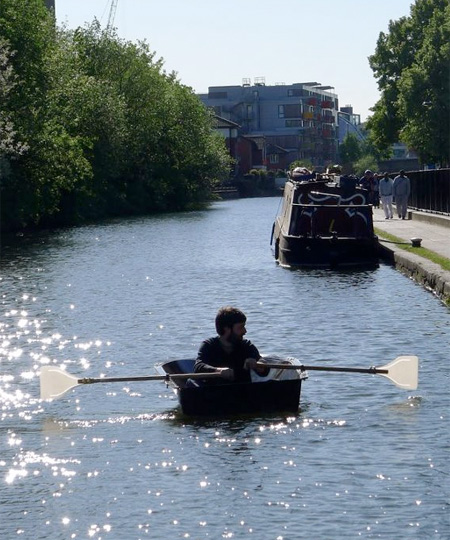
[54,0,415,122]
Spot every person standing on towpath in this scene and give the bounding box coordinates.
[379,172,394,219]
[393,170,411,220]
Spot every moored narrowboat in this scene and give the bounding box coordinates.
[272,173,379,268]
[155,357,306,416]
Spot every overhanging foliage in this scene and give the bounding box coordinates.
[0,0,231,231]
[367,0,449,166]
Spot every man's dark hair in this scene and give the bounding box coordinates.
[215,306,246,335]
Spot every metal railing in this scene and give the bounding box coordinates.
[407,169,450,215]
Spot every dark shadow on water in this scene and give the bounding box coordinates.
[288,266,380,279]
[160,403,311,433]
[0,208,211,263]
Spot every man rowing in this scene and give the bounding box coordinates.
[194,306,269,382]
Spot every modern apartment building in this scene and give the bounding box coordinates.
[338,105,365,144]
[199,78,339,174]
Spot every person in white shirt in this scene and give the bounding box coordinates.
[393,170,411,219]
[379,172,394,219]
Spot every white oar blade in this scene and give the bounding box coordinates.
[379,355,419,390]
[40,366,79,400]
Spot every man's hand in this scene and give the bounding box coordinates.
[217,367,234,380]
[244,358,269,375]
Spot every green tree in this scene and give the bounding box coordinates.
[0,38,29,172]
[367,0,449,165]
[338,133,362,170]
[0,0,93,228]
[0,3,231,231]
[354,155,378,177]
[70,23,231,214]
[1,0,62,226]
[397,3,450,164]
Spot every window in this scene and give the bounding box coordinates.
[269,154,279,164]
[285,119,303,127]
[283,104,302,118]
[208,91,228,99]
[278,105,285,118]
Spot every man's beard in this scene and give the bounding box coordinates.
[228,331,243,345]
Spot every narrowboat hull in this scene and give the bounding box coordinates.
[273,177,379,269]
[156,358,305,417]
[277,234,379,269]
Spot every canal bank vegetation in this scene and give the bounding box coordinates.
[375,229,450,272]
[0,0,232,232]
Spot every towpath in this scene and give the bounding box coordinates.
[372,206,450,304]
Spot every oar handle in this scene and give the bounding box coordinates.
[260,363,388,375]
[78,372,222,385]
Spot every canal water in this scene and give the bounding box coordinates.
[0,197,449,540]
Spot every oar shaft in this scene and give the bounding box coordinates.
[304,366,388,375]
[78,372,222,385]
[260,363,388,375]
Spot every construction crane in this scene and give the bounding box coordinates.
[106,0,118,34]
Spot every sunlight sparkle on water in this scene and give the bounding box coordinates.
[79,358,90,369]
[5,468,28,484]
[8,434,21,445]
[9,348,23,359]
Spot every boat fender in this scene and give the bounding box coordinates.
[274,240,279,260]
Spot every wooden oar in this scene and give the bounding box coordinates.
[258,355,419,390]
[40,366,222,400]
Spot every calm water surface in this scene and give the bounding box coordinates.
[0,197,449,539]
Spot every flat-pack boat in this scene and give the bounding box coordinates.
[155,357,306,416]
[272,174,379,268]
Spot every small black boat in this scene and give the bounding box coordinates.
[155,357,306,416]
[272,173,379,268]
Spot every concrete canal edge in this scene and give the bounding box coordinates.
[378,241,450,307]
